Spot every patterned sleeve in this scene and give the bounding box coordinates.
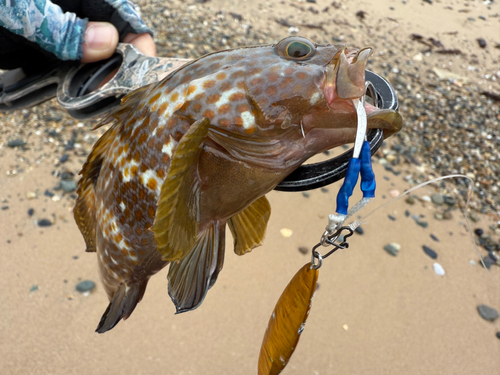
[0,0,152,61]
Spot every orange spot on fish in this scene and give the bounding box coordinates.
[216,72,227,80]
[171,92,179,102]
[265,86,278,96]
[138,133,148,144]
[231,71,245,79]
[149,93,161,105]
[229,93,245,102]
[114,233,123,243]
[207,94,221,104]
[187,85,197,95]
[220,81,232,92]
[131,165,138,177]
[174,102,183,111]
[147,178,157,191]
[121,249,128,256]
[192,103,202,113]
[156,169,166,179]
[268,72,279,82]
[250,77,264,86]
[135,210,143,221]
[236,104,250,113]
[296,72,308,80]
[236,81,245,90]
[203,80,216,89]
[248,67,262,75]
[233,116,243,126]
[279,77,295,89]
[194,93,205,101]
[124,168,130,178]
[203,110,215,119]
[218,118,230,127]
[218,104,231,114]
[158,102,168,116]
[244,127,256,134]
[133,152,141,163]
[148,206,156,218]
[284,67,295,75]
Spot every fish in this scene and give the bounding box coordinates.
[74,36,403,333]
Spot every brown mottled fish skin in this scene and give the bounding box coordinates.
[74,37,402,333]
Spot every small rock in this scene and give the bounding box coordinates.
[388,215,396,221]
[389,189,400,198]
[302,192,310,198]
[36,219,52,227]
[433,262,445,276]
[474,228,484,236]
[443,211,453,220]
[434,212,443,220]
[320,187,329,193]
[421,195,432,203]
[477,305,499,322]
[354,226,364,235]
[404,210,410,217]
[26,192,37,200]
[60,171,74,180]
[27,208,34,216]
[430,234,439,242]
[76,280,96,293]
[496,332,500,340]
[280,228,293,237]
[384,242,401,256]
[405,196,416,205]
[431,193,444,205]
[44,190,54,198]
[469,213,480,223]
[417,221,429,229]
[298,246,309,255]
[481,257,493,269]
[422,245,438,259]
[59,154,69,163]
[477,38,487,48]
[60,180,78,193]
[423,0,432,4]
[7,139,26,148]
[30,285,39,293]
[1,206,8,210]
[443,196,456,206]
[469,260,476,266]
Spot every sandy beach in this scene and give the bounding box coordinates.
[1,0,499,374]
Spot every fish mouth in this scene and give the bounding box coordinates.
[323,47,403,138]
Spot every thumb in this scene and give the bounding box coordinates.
[81,22,119,63]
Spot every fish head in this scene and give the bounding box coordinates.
[235,36,403,157]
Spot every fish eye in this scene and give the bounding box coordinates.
[276,37,316,60]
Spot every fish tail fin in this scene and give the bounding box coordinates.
[95,280,148,334]
[168,221,226,314]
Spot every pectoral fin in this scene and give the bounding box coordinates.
[168,221,225,313]
[151,117,210,262]
[228,195,271,256]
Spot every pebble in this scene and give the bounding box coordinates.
[477,305,499,322]
[280,228,293,237]
[389,189,400,198]
[354,226,364,235]
[433,262,445,276]
[443,211,453,220]
[431,193,444,205]
[388,215,396,221]
[430,234,439,242]
[496,332,500,340]
[481,257,493,269]
[59,154,69,163]
[443,196,456,206]
[320,187,329,193]
[30,285,39,293]
[469,260,476,266]
[421,195,432,203]
[60,180,78,193]
[44,190,54,198]
[36,219,52,227]
[383,242,401,256]
[474,228,484,236]
[302,192,310,198]
[7,139,26,148]
[27,208,34,216]
[477,38,487,48]
[417,221,429,229]
[404,210,410,217]
[422,245,438,259]
[76,280,96,293]
[434,213,443,220]
[298,246,309,255]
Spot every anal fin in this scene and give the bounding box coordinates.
[168,221,225,313]
[228,195,271,256]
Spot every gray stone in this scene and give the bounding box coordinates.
[477,305,499,322]
[298,246,309,255]
[383,242,401,256]
[302,192,310,198]
[431,193,444,205]
[60,180,78,193]
[36,219,52,227]
[405,196,416,205]
[422,245,438,259]
[7,139,26,148]
[76,280,96,293]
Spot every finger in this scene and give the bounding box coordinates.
[122,33,157,57]
[81,21,119,63]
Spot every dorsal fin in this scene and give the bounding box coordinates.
[74,125,118,252]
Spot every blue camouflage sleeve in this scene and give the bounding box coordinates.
[0,0,152,61]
